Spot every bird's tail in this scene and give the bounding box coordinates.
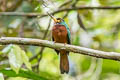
[60,50,69,74]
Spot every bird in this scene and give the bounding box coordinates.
[48,13,71,74]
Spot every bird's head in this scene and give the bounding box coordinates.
[47,13,64,25]
[54,18,64,24]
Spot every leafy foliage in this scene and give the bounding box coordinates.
[2,45,31,74]
[0,69,48,80]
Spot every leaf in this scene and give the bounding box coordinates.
[0,73,4,80]
[0,69,48,80]
[8,45,23,74]
[2,44,13,54]
[77,12,87,31]
[21,50,32,70]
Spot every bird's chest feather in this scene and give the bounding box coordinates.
[52,25,68,43]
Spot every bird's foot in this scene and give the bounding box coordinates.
[64,43,67,46]
[61,43,66,50]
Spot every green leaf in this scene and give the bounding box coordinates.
[8,45,23,74]
[0,73,4,80]
[0,69,48,80]
[2,44,13,54]
[21,50,32,70]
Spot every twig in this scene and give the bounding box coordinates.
[30,19,51,62]
[18,18,26,37]
[90,59,103,80]
[0,37,120,61]
[0,12,41,17]
[0,6,120,17]
[72,0,79,7]
[77,58,96,80]
[62,11,69,19]
[36,19,51,71]
[77,12,87,31]
[59,0,72,8]
[42,19,51,39]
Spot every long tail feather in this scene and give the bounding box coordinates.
[60,50,69,74]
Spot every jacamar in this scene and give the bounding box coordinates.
[48,13,71,74]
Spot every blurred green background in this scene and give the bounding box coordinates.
[0,0,120,80]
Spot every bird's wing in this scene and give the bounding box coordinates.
[62,22,71,44]
[52,36,59,55]
[67,31,71,44]
[66,28,70,55]
[52,36,54,41]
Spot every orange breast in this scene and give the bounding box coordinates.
[52,25,68,43]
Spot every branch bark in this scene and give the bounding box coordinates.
[0,6,120,17]
[0,12,41,17]
[0,37,120,61]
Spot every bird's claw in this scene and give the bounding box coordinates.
[61,47,66,50]
[64,43,67,46]
[61,43,67,50]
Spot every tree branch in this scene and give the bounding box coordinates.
[0,37,120,61]
[0,12,41,17]
[0,6,120,17]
